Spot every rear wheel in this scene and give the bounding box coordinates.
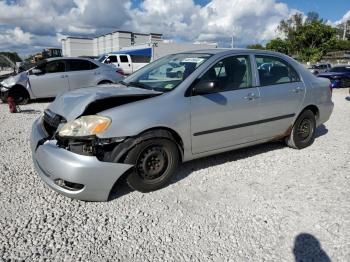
[123,138,179,192]
[285,110,316,149]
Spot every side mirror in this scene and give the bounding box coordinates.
[193,80,219,95]
[105,58,111,64]
[31,68,43,75]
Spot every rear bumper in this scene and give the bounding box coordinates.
[31,117,132,201]
[317,101,334,127]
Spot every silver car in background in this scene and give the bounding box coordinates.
[31,49,333,201]
[0,57,123,104]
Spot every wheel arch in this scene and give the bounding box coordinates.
[97,79,113,85]
[299,104,319,120]
[138,126,184,161]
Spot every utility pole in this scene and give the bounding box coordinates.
[231,35,234,49]
[343,21,347,40]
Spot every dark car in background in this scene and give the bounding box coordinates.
[318,65,350,88]
[308,63,332,75]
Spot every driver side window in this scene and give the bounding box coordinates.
[200,55,252,92]
[45,61,66,74]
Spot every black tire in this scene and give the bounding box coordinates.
[9,87,29,105]
[286,110,316,149]
[123,138,179,192]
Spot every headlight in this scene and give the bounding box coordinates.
[59,115,111,137]
[1,86,9,92]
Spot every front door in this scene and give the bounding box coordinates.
[190,55,261,154]
[254,55,306,139]
[29,60,68,98]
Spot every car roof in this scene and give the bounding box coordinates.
[181,48,286,56]
[46,57,95,62]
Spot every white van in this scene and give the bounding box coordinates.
[98,54,150,75]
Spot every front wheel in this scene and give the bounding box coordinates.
[285,110,316,149]
[124,138,179,192]
[9,88,29,105]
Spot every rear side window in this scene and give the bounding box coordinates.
[119,55,129,63]
[130,55,151,63]
[200,55,252,91]
[256,56,300,86]
[45,61,65,73]
[67,59,96,71]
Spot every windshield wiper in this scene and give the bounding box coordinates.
[128,81,151,90]
[118,80,129,86]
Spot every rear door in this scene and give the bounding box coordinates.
[65,59,99,90]
[118,55,132,74]
[190,55,261,154]
[29,60,69,98]
[254,55,305,139]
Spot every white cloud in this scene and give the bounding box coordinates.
[130,0,299,46]
[336,10,350,24]
[0,27,32,48]
[0,0,349,56]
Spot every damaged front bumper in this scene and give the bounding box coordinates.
[31,116,133,201]
[0,85,9,102]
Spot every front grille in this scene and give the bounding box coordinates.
[43,110,65,137]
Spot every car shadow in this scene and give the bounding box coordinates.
[32,98,55,104]
[293,233,331,262]
[314,124,328,138]
[19,109,42,114]
[109,125,329,201]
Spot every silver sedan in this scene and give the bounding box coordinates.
[0,57,123,104]
[31,49,333,201]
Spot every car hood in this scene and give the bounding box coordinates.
[47,84,162,121]
[1,72,28,87]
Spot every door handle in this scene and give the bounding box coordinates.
[244,93,259,101]
[128,64,131,67]
[292,87,304,93]
[60,75,65,78]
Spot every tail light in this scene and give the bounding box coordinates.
[116,68,125,76]
[329,82,333,94]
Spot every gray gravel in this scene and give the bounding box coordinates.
[1,90,350,261]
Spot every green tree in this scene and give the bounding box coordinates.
[266,38,290,54]
[0,52,22,63]
[267,12,337,62]
[246,44,265,50]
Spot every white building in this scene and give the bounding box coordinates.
[62,31,163,57]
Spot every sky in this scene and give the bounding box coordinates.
[0,0,349,57]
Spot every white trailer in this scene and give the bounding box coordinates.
[98,42,217,75]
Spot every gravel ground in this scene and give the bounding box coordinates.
[0,89,349,261]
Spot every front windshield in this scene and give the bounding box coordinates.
[122,53,212,92]
[329,66,350,73]
[98,55,107,63]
